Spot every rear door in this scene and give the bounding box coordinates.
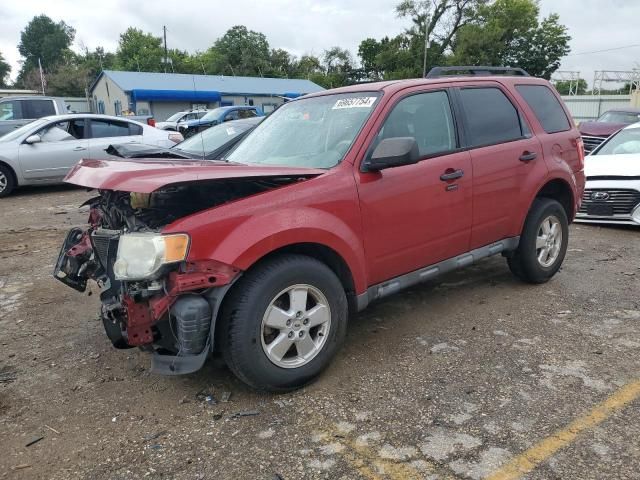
[454,83,546,249]
[88,118,143,158]
[356,86,473,284]
[18,119,88,180]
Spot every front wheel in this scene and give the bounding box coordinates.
[508,198,569,284]
[0,164,15,198]
[219,254,348,391]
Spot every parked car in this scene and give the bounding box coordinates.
[54,67,584,391]
[579,107,640,153]
[106,116,263,160]
[155,110,209,131]
[178,106,263,137]
[0,114,182,197]
[0,96,71,136]
[576,122,640,225]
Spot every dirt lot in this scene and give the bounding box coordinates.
[1,185,639,480]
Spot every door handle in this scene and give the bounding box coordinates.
[73,146,86,151]
[519,151,537,162]
[440,169,464,181]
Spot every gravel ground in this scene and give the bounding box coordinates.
[1,185,639,480]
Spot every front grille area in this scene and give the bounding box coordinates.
[579,188,640,216]
[91,230,120,269]
[581,135,607,152]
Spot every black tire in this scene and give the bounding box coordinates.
[508,198,569,284]
[0,164,15,198]
[219,254,348,391]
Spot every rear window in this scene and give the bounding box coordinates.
[515,85,570,133]
[24,99,57,118]
[460,87,523,147]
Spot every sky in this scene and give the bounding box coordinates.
[0,0,639,86]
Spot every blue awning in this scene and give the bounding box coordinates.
[283,92,302,99]
[130,89,222,103]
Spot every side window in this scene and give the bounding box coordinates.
[0,100,24,120]
[378,90,457,157]
[459,87,523,147]
[225,110,240,122]
[90,119,132,138]
[24,99,57,118]
[196,111,207,119]
[239,109,257,119]
[38,120,86,142]
[515,85,571,133]
[129,123,143,135]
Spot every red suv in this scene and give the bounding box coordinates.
[55,67,585,391]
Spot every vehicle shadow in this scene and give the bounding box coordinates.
[11,184,81,198]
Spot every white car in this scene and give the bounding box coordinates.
[576,122,640,226]
[155,110,209,131]
[0,114,183,197]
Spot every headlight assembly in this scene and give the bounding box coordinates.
[113,233,189,280]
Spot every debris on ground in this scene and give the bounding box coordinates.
[231,410,260,419]
[25,436,44,447]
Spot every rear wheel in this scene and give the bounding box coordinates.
[0,164,15,198]
[508,198,568,284]
[219,254,348,391]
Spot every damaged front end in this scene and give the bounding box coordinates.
[54,176,303,374]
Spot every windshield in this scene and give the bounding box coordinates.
[165,112,185,122]
[226,93,380,168]
[0,118,48,142]
[201,108,225,121]
[175,121,255,156]
[594,127,640,155]
[597,111,640,124]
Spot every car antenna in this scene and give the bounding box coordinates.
[191,74,205,161]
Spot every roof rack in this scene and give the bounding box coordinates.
[426,66,530,78]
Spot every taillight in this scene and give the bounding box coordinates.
[147,118,156,127]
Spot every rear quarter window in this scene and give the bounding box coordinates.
[515,85,571,134]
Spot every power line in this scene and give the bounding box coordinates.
[565,43,640,57]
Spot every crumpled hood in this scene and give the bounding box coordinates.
[64,158,325,193]
[579,121,626,137]
[585,153,640,178]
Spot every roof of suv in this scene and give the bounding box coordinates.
[303,75,550,98]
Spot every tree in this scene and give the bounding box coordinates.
[17,15,75,80]
[358,38,384,80]
[554,78,587,95]
[116,28,164,72]
[320,47,355,87]
[450,0,570,78]
[0,52,10,87]
[268,48,296,77]
[212,26,270,76]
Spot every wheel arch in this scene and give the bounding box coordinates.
[232,242,359,315]
[532,178,575,223]
[0,159,18,185]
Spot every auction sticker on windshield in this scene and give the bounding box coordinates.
[332,97,377,109]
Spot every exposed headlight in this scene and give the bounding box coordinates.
[113,233,189,280]
[632,205,640,225]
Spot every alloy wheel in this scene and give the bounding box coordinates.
[261,284,331,368]
[536,215,562,268]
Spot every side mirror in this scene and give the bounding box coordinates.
[25,134,41,145]
[364,137,419,172]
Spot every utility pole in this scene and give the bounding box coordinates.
[163,25,168,73]
[422,10,430,78]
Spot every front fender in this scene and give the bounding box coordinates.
[192,207,367,293]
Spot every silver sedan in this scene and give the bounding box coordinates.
[0,113,183,197]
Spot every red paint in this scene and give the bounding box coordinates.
[64,158,325,193]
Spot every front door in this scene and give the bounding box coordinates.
[18,119,88,180]
[356,88,472,285]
